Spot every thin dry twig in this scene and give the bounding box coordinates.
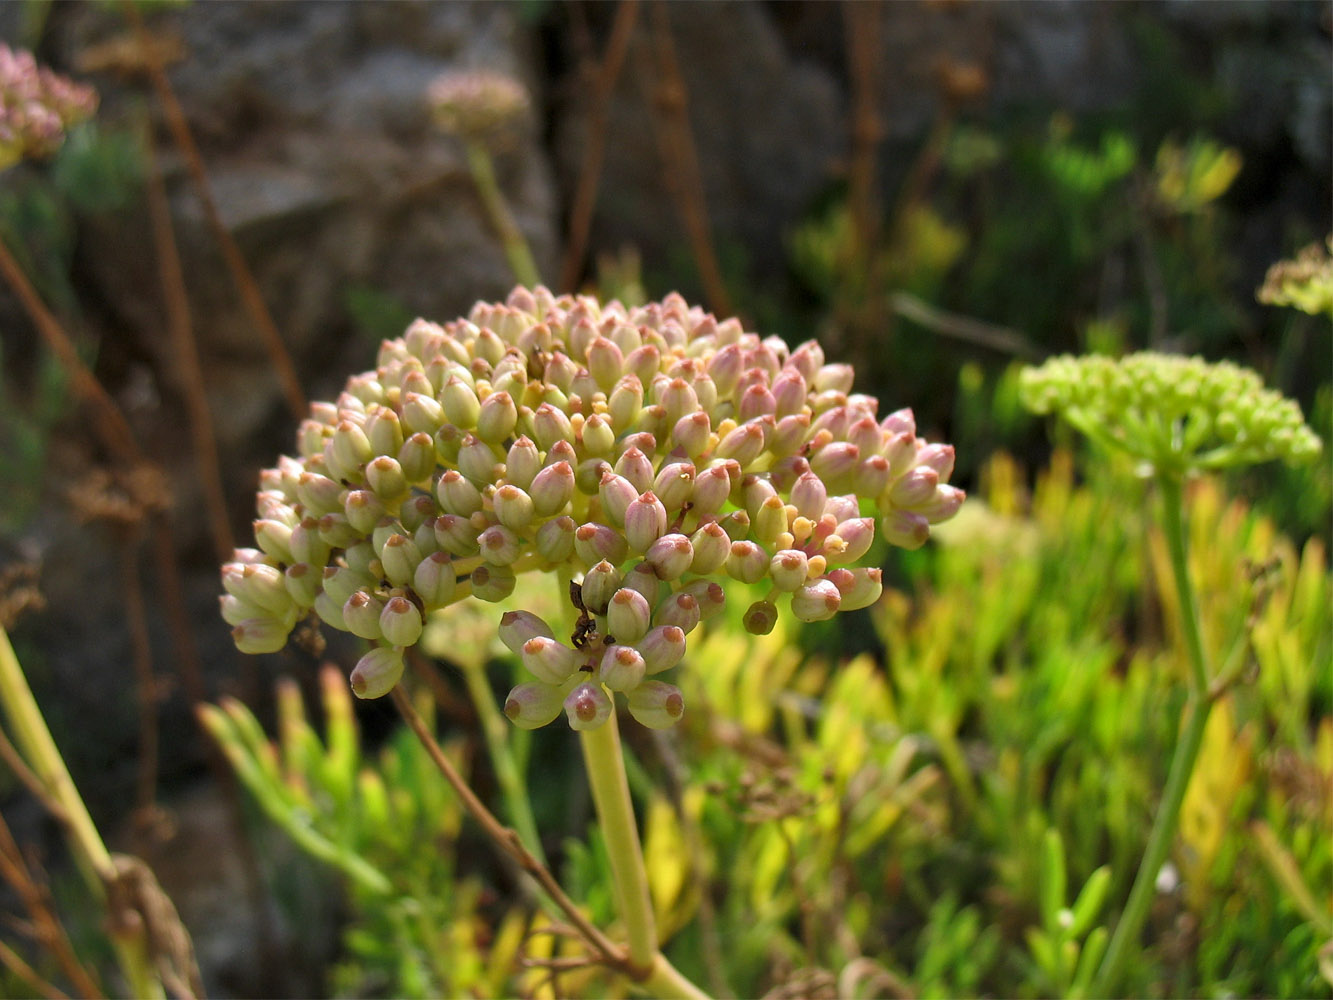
[843,0,884,279]
[0,810,103,999]
[0,238,142,468]
[558,0,640,293]
[888,291,1042,359]
[141,119,235,562]
[645,1,733,317]
[0,937,72,1000]
[0,724,68,824]
[389,685,635,975]
[121,0,307,420]
[119,535,160,823]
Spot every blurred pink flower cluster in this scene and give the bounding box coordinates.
[0,44,97,169]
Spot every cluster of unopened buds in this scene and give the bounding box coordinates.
[0,44,97,170]
[221,288,963,731]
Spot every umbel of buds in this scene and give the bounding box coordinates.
[222,287,964,730]
[0,44,97,170]
[1020,351,1322,475]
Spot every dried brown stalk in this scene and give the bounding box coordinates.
[0,724,67,823]
[389,685,633,974]
[0,810,104,999]
[558,0,640,293]
[0,937,71,1000]
[141,120,235,562]
[645,2,733,317]
[0,238,142,469]
[843,0,884,277]
[119,535,160,822]
[121,1,307,420]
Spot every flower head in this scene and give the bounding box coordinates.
[1257,237,1333,318]
[427,69,530,145]
[1020,351,1322,475]
[0,45,97,170]
[223,287,963,728]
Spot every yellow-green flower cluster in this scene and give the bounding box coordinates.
[221,287,963,730]
[1021,351,1322,475]
[0,45,97,170]
[1257,237,1333,318]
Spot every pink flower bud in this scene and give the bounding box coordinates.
[690,464,732,515]
[479,524,522,565]
[726,541,769,584]
[600,644,646,692]
[291,517,331,565]
[671,411,712,458]
[661,378,700,426]
[769,549,810,592]
[471,563,516,602]
[532,403,574,450]
[625,491,668,553]
[380,533,423,588]
[574,522,628,566]
[331,419,373,477]
[504,681,566,729]
[365,407,404,457]
[498,611,555,656]
[587,336,625,393]
[350,647,405,699]
[492,484,536,532]
[254,518,294,563]
[344,489,387,534]
[653,591,702,634]
[880,509,930,550]
[653,462,696,513]
[890,466,940,508]
[598,471,638,527]
[917,484,965,524]
[607,588,652,644]
[437,470,483,517]
[772,369,809,418]
[477,390,518,443]
[768,413,811,458]
[522,636,580,684]
[231,616,291,655]
[645,533,694,581]
[223,562,291,617]
[314,591,347,630]
[437,375,478,429]
[620,562,664,607]
[458,435,502,486]
[402,392,445,436]
[825,517,874,564]
[296,472,343,515]
[791,578,841,622]
[564,681,612,731]
[608,375,644,433]
[434,513,481,556]
[535,515,576,562]
[624,344,661,388]
[398,432,436,483]
[740,383,777,422]
[707,342,743,399]
[809,441,860,491]
[688,521,731,575]
[580,560,622,615]
[830,567,882,610]
[613,446,655,495]
[715,420,767,467]
[580,413,616,457]
[414,551,458,610]
[639,625,686,674]
[753,495,789,548]
[399,494,436,532]
[380,595,424,647]
[343,590,385,640]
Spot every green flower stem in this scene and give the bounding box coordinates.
[1094,473,1213,996]
[0,627,164,1000]
[578,704,657,970]
[457,659,547,867]
[578,702,709,999]
[464,139,542,288]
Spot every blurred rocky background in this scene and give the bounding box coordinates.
[0,1,1328,994]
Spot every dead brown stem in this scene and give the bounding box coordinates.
[0,810,104,999]
[843,0,884,276]
[558,0,640,293]
[141,120,235,562]
[122,0,307,420]
[0,238,142,469]
[0,937,72,1000]
[646,2,733,317]
[0,725,68,824]
[389,685,631,973]
[119,535,160,823]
